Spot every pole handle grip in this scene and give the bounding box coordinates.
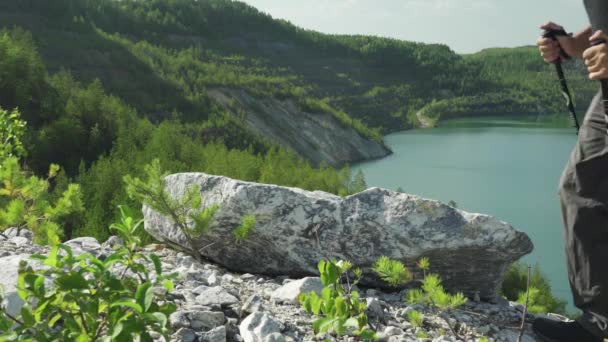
[543,29,571,61]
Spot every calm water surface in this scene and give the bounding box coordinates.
[355,117,578,308]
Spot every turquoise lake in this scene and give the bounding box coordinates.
[355,116,578,309]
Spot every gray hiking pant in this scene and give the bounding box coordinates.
[559,90,608,337]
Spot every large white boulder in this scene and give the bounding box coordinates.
[143,173,533,300]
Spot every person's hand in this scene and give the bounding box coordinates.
[537,22,577,62]
[583,30,608,80]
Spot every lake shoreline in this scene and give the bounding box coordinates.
[356,116,577,312]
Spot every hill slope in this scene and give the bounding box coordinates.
[0,0,393,167]
[1,0,596,138]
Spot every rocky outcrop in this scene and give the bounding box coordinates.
[0,231,544,341]
[208,88,391,168]
[143,173,533,300]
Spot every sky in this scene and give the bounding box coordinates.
[240,0,590,53]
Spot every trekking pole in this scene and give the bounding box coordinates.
[543,29,581,133]
[590,38,608,116]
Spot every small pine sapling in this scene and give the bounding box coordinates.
[0,108,83,245]
[370,256,467,338]
[418,257,430,278]
[124,159,255,262]
[416,330,429,339]
[233,214,255,243]
[407,310,424,328]
[372,256,412,287]
[404,261,467,338]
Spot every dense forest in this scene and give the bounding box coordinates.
[0,0,598,240]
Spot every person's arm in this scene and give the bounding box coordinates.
[567,25,593,58]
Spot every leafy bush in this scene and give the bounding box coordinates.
[0,107,26,160]
[0,207,177,341]
[501,262,566,315]
[299,260,377,340]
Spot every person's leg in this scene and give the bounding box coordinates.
[534,90,608,342]
[558,90,608,338]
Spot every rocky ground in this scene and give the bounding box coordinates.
[0,232,546,342]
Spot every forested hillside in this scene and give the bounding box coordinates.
[0,0,596,133]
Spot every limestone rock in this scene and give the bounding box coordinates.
[379,326,405,341]
[195,286,239,306]
[239,312,284,342]
[101,236,124,249]
[189,311,225,331]
[494,329,536,342]
[9,236,29,246]
[170,310,190,329]
[242,294,264,315]
[2,228,33,241]
[270,277,323,304]
[64,237,101,253]
[201,326,227,342]
[366,297,385,320]
[172,328,197,342]
[263,332,289,342]
[0,254,32,317]
[144,173,533,300]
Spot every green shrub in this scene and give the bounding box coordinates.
[233,214,255,243]
[373,257,467,337]
[407,310,424,328]
[417,257,430,277]
[501,262,566,315]
[415,330,429,339]
[0,207,176,341]
[405,274,468,310]
[299,260,377,340]
[0,158,83,245]
[0,107,83,245]
[0,107,26,160]
[372,256,412,287]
